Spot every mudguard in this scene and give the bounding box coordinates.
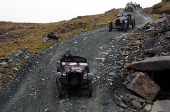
[57,72,62,79]
[88,73,93,80]
[109,21,112,25]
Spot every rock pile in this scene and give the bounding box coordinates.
[120,15,170,111]
[0,47,33,88]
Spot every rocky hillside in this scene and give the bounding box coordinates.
[0,9,118,58]
[144,0,170,18]
[119,15,170,111]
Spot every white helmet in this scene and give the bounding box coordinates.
[120,11,123,14]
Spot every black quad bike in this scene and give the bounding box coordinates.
[108,13,135,32]
[56,56,93,98]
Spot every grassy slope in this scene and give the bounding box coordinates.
[143,0,170,18]
[0,9,119,57]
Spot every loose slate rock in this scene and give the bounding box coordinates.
[131,101,142,109]
[151,100,170,112]
[127,72,160,101]
[144,104,152,111]
[127,56,170,71]
[38,37,51,43]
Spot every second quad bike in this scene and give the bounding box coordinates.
[108,13,135,32]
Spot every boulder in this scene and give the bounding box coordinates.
[127,72,160,101]
[144,46,164,57]
[154,17,167,24]
[127,56,170,71]
[151,100,170,112]
[47,32,59,39]
[38,37,51,43]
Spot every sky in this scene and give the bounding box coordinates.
[0,0,161,23]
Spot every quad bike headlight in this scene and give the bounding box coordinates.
[63,72,66,76]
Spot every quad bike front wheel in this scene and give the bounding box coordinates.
[57,63,61,72]
[57,79,63,98]
[88,81,92,97]
[108,23,113,32]
[125,24,128,32]
[132,21,135,28]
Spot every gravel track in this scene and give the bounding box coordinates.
[0,9,155,112]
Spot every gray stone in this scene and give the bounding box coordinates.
[151,100,170,112]
[134,98,146,103]
[144,46,164,56]
[38,37,51,43]
[128,72,160,101]
[127,56,170,71]
[120,103,127,108]
[0,73,4,77]
[154,17,167,24]
[122,51,131,56]
[140,109,150,112]
[144,104,152,111]
[131,101,142,109]
[121,97,131,103]
[127,75,133,82]
[19,47,27,52]
[45,108,49,112]
[12,68,18,71]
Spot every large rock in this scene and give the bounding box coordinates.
[154,17,167,24]
[151,100,170,112]
[47,32,59,39]
[127,72,160,101]
[38,37,51,43]
[144,46,164,57]
[127,56,170,71]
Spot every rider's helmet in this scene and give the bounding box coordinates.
[120,11,123,16]
[120,11,123,14]
[65,49,70,54]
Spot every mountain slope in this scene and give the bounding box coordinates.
[0,9,118,57]
[144,0,170,18]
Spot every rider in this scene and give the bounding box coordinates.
[60,49,74,63]
[120,11,124,16]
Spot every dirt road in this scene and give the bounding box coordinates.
[0,9,155,112]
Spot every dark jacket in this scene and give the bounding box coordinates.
[60,54,74,63]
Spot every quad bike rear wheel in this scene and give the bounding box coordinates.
[57,79,63,98]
